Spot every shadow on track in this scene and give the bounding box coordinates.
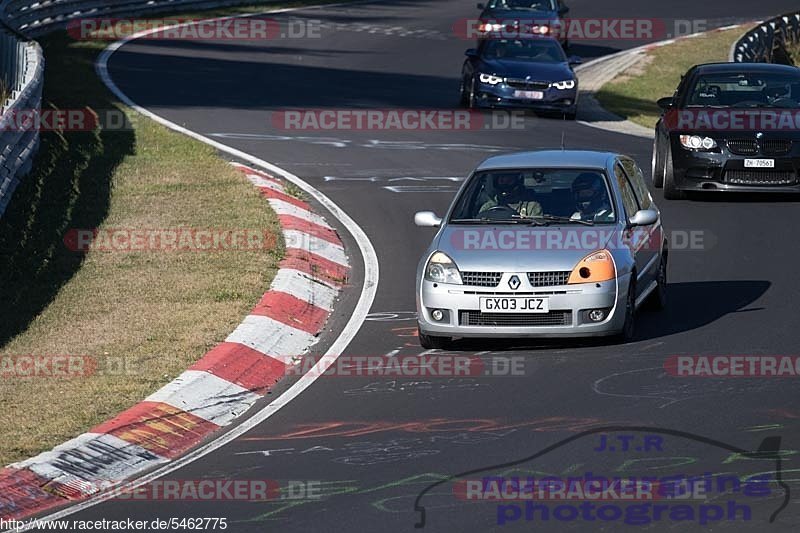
[442,280,770,352]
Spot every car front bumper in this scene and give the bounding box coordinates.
[670,139,800,193]
[417,276,628,338]
[474,83,577,112]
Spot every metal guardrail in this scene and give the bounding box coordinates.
[0,24,42,217]
[0,0,277,219]
[731,11,800,64]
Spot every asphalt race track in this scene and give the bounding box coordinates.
[64,0,800,530]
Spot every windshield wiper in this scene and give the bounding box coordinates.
[528,214,595,226]
[449,217,542,225]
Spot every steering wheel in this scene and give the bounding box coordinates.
[483,205,518,218]
[731,100,767,108]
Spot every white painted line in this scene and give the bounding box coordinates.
[145,370,262,426]
[225,314,318,357]
[270,268,338,311]
[267,197,332,228]
[383,185,461,193]
[23,1,379,526]
[283,228,348,266]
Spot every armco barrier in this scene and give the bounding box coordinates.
[0,23,42,218]
[731,11,800,64]
[0,0,278,219]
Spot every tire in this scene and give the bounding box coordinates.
[419,328,452,350]
[467,77,477,109]
[651,135,664,188]
[663,146,686,200]
[563,109,577,120]
[613,278,636,344]
[645,250,667,310]
[459,76,470,107]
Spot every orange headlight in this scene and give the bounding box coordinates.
[567,250,616,284]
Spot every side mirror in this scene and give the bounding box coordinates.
[477,2,485,9]
[465,48,478,58]
[567,55,582,66]
[558,6,570,15]
[415,211,443,227]
[628,209,659,227]
[657,97,673,110]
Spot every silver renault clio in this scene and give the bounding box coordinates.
[414,150,667,349]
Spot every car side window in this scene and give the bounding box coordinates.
[620,158,653,210]
[614,162,640,219]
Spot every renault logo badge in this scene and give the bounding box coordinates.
[508,275,521,290]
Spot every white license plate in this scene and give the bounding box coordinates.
[744,158,775,168]
[479,297,549,313]
[513,90,544,100]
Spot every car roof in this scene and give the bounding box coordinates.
[476,150,618,171]
[692,62,800,75]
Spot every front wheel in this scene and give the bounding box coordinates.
[663,146,686,200]
[645,251,667,310]
[467,77,478,109]
[652,136,664,188]
[613,278,636,344]
[419,328,452,350]
[459,76,470,107]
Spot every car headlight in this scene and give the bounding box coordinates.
[534,24,550,34]
[552,79,575,90]
[424,251,463,285]
[478,22,504,33]
[568,250,616,284]
[479,73,504,85]
[679,135,717,151]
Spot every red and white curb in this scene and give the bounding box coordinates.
[0,163,349,521]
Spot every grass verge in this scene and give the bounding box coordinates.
[0,24,285,464]
[595,28,743,129]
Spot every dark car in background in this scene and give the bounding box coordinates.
[653,62,800,199]
[476,0,570,48]
[460,37,580,118]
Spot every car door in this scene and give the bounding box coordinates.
[613,160,647,295]
[619,158,660,291]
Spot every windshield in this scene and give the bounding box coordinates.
[450,168,617,224]
[686,71,800,108]
[480,38,565,62]
[487,0,557,10]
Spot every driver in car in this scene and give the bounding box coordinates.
[479,173,542,218]
[570,172,614,222]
